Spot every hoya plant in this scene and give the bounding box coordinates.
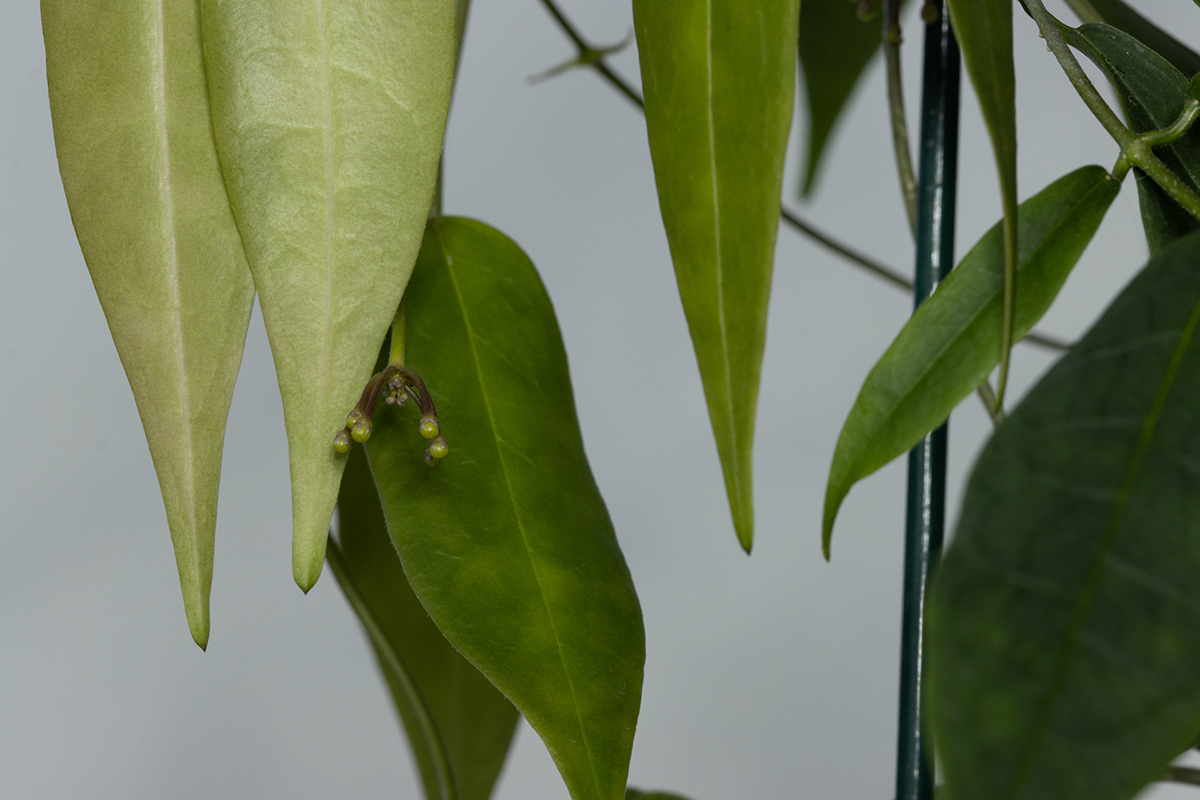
[18,0,1200,798]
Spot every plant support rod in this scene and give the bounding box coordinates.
[896,5,959,800]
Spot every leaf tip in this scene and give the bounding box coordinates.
[293,552,325,594]
[185,604,210,651]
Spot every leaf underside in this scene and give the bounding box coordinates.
[201,0,457,590]
[43,0,256,648]
[365,218,645,800]
[930,231,1200,800]
[632,0,800,551]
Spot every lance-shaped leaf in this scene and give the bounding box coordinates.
[365,218,645,800]
[823,166,1118,553]
[945,0,1018,402]
[1069,0,1200,78]
[1070,24,1200,253]
[928,231,1200,800]
[201,0,457,591]
[330,446,518,800]
[632,0,800,552]
[43,0,256,648]
[799,0,911,195]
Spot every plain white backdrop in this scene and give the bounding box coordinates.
[3,1,1200,798]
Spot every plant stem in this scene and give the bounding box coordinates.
[536,0,644,109]
[389,301,406,367]
[1163,766,1200,787]
[779,208,912,289]
[1061,0,1102,24]
[885,0,919,233]
[1023,0,1132,145]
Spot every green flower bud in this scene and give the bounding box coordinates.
[333,429,352,454]
[428,436,448,460]
[419,415,440,439]
[345,409,361,428]
[351,419,373,443]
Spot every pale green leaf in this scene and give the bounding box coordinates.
[200,0,457,590]
[632,0,800,551]
[43,0,256,648]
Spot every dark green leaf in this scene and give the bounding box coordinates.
[201,0,457,590]
[1071,23,1200,253]
[929,231,1200,800]
[43,0,256,647]
[945,0,1019,402]
[626,791,694,800]
[632,0,800,552]
[330,445,518,800]
[1070,0,1200,77]
[365,218,645,800]
[823,166,1118,553]
[798,0,911,195]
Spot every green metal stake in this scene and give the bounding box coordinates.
[896,4,959,800]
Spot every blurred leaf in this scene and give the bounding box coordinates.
[1070,0,1200,77]
[798,0,912,195]
[626,791,694,800]
[823,166,1117,553]
[42,0,256,648]
[631,0,800,551]
[365,218,645,800]
[331,445,518,800]
[1071,23,1200,253]
[200,0,457,590]
[946,0,1019,399]
[929,230,1200,800]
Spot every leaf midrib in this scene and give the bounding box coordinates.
[434,226,605,800]
[154,0,200,590]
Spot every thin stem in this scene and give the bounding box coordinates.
[780,209,913,289]
[389,301,406,367]
[1142,99,1200,148]
[1162,766,1200,787]
[326,537,459,800]
[885,0,919,233]
[1023,0,1133,145]
[975,380,1004,426]
[536,0,644,109]
[1128,143,1200,220]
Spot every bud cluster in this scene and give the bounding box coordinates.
[333,364,448,466]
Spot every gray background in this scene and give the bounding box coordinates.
[3,1,1199,798]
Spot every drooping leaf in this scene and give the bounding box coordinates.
[1070,23,1200,253]
[822,166,1117,553]
[200,0,457,590]
[1069,0,1200,77]
[43,0,256,648]
[945,0,1018,403]
[798,0,911,195]
[929,230,1200,800]
[626,791,694,800]
[365,218,645,800]
[330,445,518,800]
[632,0,800,552]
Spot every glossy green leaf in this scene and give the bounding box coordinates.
[798,0,911,195]
[945,0,1018,402]
[330,445,518,800]
[823,166,1118,553]
[632,0,799,552]
[929,231,1200,800]
[43,0,256,648]
[201,0,457,591]
[1071,23,1200,253]
[365,218,645,800]
[626,791,694,800]
[1069,0,1200,77]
